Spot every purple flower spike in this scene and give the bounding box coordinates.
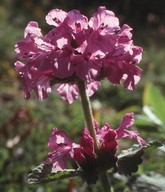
[46,114,146,183]
[15,6,143,103]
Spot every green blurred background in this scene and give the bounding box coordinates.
[0,0,165,191]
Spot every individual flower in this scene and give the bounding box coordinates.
[15,6,143,103]
[73,128,99,183]
[46,128,78,170]
[115,113,147,145]
[46,113,147,183]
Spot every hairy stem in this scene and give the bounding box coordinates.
[77,80,111,192]
[77,80,98,153]
[99,171,113,192]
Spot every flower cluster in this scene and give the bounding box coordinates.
[46,113,146,183]
[15,6,142,103]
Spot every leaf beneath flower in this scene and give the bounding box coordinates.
[117,140,162,176]
[28,164,82,184]
[143,140,162,152]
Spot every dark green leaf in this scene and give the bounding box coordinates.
[28,164,82,184]
[117,146,144,176]
[117,141,162,176]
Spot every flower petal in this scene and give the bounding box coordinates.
[66,10,88,33]
[24,21,42,37]
[89,6,120,33]
[56,83,79,104]
[46,9,67,26]
[47,128,74,170]
[86,81,101,97]
[48,128,73,151]
[116,113,147,146]
[47,146,72,170]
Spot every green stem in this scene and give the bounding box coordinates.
[77,80,112,192]
[77,80,98,153]
[99,171,113,192]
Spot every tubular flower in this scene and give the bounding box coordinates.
[73,124,118,183]
[46,113,146,183]
[15,6,143,103]
[46,128,78,170]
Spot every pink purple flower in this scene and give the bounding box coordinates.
[15,6,143,103]
[46,128,79,170]
[46,113,146,183]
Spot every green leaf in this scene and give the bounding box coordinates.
[143,106,162,125]
[117,146,144,176]
[143,140,162,153]
[28,164,82,184]
[117,141,162,176]
[143,83,165,125]
[135,114,157,127]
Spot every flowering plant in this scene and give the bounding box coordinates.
[46,113,146,184]
[15,6,161,192]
